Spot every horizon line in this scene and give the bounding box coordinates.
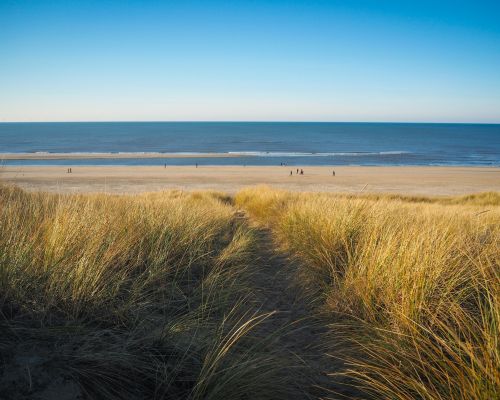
[1,120,500,125]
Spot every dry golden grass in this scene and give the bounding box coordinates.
[2,183,498,399]
[236,186,500,400]
[0,185,294,399]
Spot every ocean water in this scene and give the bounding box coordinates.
[1,122,499,166]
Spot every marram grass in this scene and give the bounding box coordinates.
[236,186,500,400]
[1,184,499,399]
[0,185,294,399]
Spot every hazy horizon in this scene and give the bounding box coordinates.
[1,0,500,123]
[1,120,500,125]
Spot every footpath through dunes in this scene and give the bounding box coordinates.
[0,185,357,400]
[235,209,361,399]
[4,185,497,399]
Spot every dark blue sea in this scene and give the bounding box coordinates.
[1,122,499,166]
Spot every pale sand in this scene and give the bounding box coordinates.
[1,166,499,195]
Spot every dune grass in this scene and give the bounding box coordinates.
[235,186,500,399]
[0,185,295,399]
[2,184,498,399]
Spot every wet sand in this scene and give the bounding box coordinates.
[1,165,499,195]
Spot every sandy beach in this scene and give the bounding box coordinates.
[1,165,499,195]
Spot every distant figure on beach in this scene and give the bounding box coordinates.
[290,170,292,176]
[300,169,304,175]
[296,168,299,174]
[332,170,335,176]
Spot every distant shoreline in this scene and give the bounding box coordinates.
[0,150,416,161]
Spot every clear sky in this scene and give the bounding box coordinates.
[1,0,500,122]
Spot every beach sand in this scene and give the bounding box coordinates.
[1,165,499,195]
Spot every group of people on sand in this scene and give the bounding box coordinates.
[289,168,336,176]
[63,164,336,177]
[290,168,304,176]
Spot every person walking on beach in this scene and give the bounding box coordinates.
[332,170,335,176]
[290,170,293,176]
[300,169,304,175]
[296,168,299,174]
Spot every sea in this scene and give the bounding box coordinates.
[1,122,499,166]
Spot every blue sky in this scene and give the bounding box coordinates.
[1,0,499,122]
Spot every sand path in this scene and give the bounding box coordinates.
[240,211,359,399]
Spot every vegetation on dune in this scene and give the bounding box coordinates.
[236,186,500,400]
[336,190,500,207]
[1,184,499,399]
[0,186,294,400]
